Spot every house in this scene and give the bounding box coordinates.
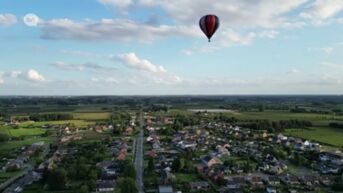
[4,159,24,171]
[201,155,223,168]
[247,176,264,188]
[96,180,115,192]
[299,175,319,186]
[281,175,299,186]
[189,181,209,192]
[320,176,334,186]
[319,152,343,165]
[266,187,277,193]
[159,185,174,193]
[124,127,134,135]
[164,117,174,124]
[265,176,280,186]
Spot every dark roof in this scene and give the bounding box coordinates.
[202,155,213,162]
[96,180,114,189]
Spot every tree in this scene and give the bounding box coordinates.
[78,185,89,193]
[119,178,137,193]
[123,162,136,179]
[0,133,9,142]
[147,157,155,174]
[172,157,185,172]
[47,169,68,190]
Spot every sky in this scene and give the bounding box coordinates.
[0,0,343,95]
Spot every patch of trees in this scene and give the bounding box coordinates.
[0,133,9,142]
[109,113,131,135]
[240,119,312,131]
[329,122,343,129]
[213,114,238,123]
[174,114,200,127]
[29,113,73,122]
[145,104,169,112]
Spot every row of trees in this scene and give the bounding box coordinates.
[329,122,343,129]
[29,113,73,122]
[240,119,312,131]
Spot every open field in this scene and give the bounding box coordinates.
[19,120,95,128]
[285,127,343,147]
[73,112,111,120]
[0,136,54,151]
[0,127,46,137]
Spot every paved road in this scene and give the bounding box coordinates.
[135,110,144,193]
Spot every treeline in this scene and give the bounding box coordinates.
[240,119,312,131]
[145,104,169,112]
[329,122,343,129]
[29,113,73,122]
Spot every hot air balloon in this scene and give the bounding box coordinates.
[199,14,220,42]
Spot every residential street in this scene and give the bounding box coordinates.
[135,110,144,193]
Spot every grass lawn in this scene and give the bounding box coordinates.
[20,120,95,128]
[0,136,54,151]
[73,112,111,120]
[0,127,46,137]
[284,127,343,147]
[175,173,201,183]
[229,111,341,122]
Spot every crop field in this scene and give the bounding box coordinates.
[285,127,343,147]
[73,112,111,120]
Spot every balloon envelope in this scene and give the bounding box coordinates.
[199,15,220,42]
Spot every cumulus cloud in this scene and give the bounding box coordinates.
[300,0,343,22]
[115,52,183,85]
[0,69,45,83]
[0,13,17,26]
[26,69,45,82]
[51,61,116,73]
[116,52,167,73]
[98,0,133,9]
[23,13,41,26]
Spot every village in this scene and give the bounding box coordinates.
[0,109,343,193]
[143,113,343,193]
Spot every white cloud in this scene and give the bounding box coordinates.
[35,17,198,42]
[23,13,41,27]
[321,62,343,69]
[300,0,343,23]
[287,69,300,74]
[26,69,45,82]
[0,69,45,83]
[139,0,308,28]
[0,72,4,84]
[0,13,17,26]
[98,0,133,9]
[116,52,167,73]
[308,46,333,54]
[51,61,116,73]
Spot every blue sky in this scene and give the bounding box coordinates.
[1,0,343,95]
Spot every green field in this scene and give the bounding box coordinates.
[19,120,95,127]
[73,112,111,120]
[0,136,54,151]
[285,127,343,147]
[0,127,46,137]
